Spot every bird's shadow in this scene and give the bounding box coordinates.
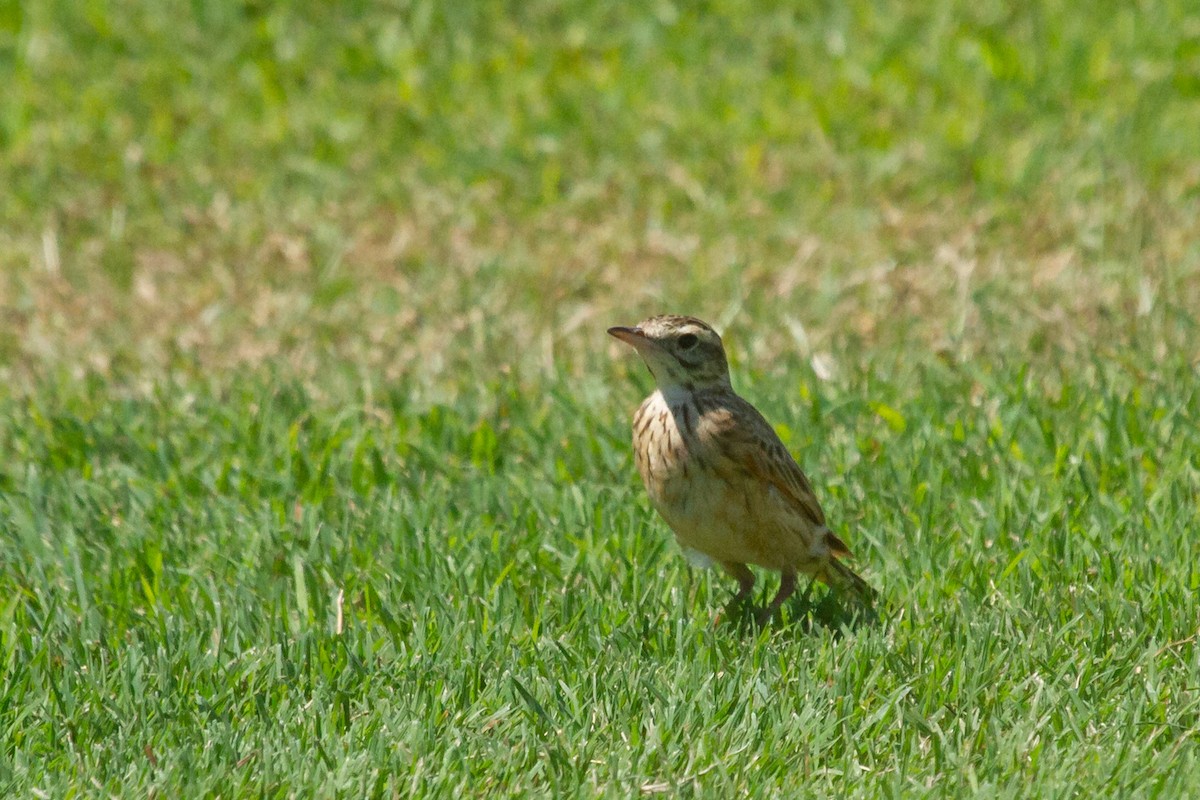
[720,588,881,636]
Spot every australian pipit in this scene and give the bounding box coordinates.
[608,315,875,619]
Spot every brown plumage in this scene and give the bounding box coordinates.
[609,315,875,618]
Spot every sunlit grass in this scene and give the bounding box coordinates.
[2,0,1198,393]
[2,0,1200,796]
[3,358,1199,795]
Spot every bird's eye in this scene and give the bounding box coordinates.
[678,333,699,350]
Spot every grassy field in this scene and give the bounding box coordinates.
[3,0,1200,796]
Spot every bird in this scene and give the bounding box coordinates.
[608,314,875,620]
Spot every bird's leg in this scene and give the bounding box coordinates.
[760,569,798,622]
[721,562,755,605]
[712,562,755,626]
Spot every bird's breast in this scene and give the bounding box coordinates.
[628,388,826,571]
[632,394,718,523]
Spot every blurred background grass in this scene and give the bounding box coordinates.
[4,2,1200,795]
[2,0,1198,399]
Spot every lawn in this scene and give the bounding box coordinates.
[2,0,1199,796]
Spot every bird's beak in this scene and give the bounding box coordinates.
[607,326,648,348]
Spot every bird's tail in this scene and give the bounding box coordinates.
[820,558,877,605]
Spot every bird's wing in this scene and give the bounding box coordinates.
[703,396,854,558]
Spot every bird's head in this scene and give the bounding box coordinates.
[608,315,731,394]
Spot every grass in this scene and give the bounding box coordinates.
[2,0,1200,796]
[3,362,1199,796]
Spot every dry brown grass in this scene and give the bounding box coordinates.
[5,1,1198,402]
[3,165,1198,401]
